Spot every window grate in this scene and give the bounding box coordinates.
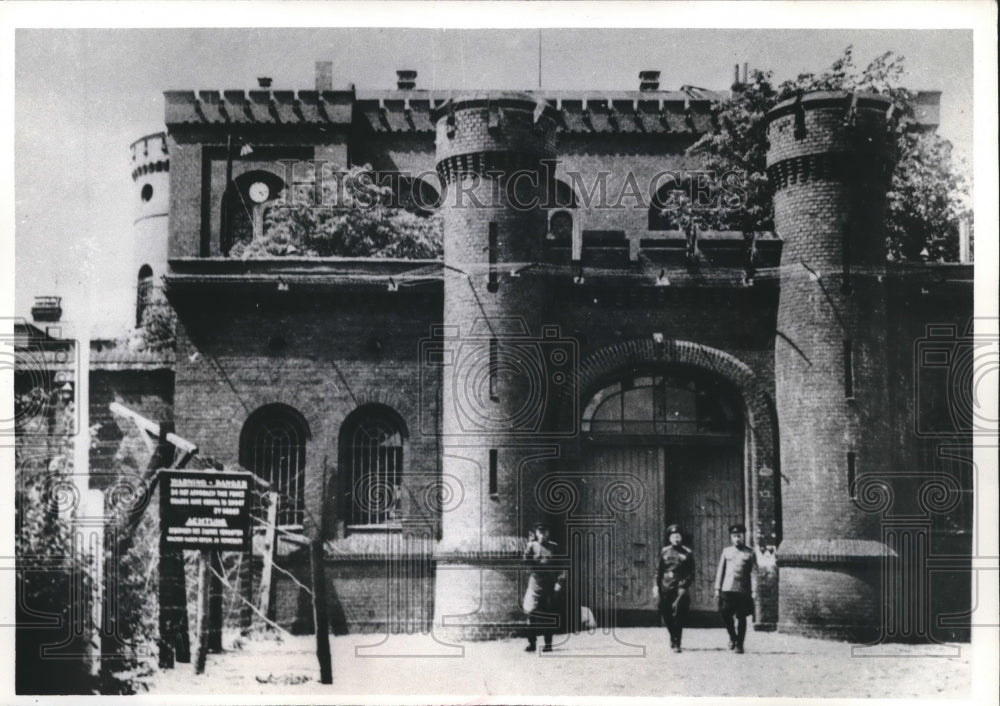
[240,406,307,526]
[348,416,404,525]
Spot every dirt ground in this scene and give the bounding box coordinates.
[142,627,971,699]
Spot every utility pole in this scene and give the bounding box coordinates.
[311,457,333,684]
[538,29,542,90]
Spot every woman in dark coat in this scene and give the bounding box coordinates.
[522,522,565,652]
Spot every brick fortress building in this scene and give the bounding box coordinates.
[139,65,973,643]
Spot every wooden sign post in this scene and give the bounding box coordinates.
[159,469,253,674]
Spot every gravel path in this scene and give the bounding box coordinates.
[143,628,971,699]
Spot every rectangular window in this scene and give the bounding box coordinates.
[490,337,499,401]
[841,227,853,292]
[847,451,857,499]
[488,222,499,292]
[489,449,498,497]
[843,339,854,399]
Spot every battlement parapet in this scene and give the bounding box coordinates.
[130,132,170,180]
[164,89,355,126]
[765,91,894,179]
[432,93,559,181]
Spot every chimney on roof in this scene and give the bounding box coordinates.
[639,70,660,92]
[31,295,62,323]
[316,61,333,92]
[397,69,417,91]
[257,76,272,89]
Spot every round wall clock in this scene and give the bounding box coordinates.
[248,181,270,203]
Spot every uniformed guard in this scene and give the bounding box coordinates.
[522,521,565,652]
[714,523,758,654]
[655,523,695,652]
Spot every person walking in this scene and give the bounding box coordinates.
[714,523,758,654]
[522,521,565,652]
[655,523,694,652]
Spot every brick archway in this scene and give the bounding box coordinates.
[556,337,780,546]
[544,338,782,629]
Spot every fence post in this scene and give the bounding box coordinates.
[311,458,332,684]
[153,421,190,667]
[208,550,224,652]
[257,492,279,621]
[311,538,332,684]
[239,550,253,635]
[194,551,211,674]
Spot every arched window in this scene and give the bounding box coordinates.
[221,170,285,255]
[240,404,309,526]
[547,178,578,246]
[582,368,740,437]
[339,405,407,527]
[136,264,153,327]
[548,210,574,242]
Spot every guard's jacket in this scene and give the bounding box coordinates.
[714,544,757,594]
[657,544,695,593]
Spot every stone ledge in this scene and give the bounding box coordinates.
[321,532,435,560]
[434,534,536,563]
[777,620,879,642]
[777,538,896,565]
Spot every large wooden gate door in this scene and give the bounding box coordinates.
[574,443,743,620]
[664,444,744,612]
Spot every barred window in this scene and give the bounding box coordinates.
[136,264,153,327]
[340,405,407,527]
[239,404,309,526]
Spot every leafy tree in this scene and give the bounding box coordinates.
[231,163,444,259]
[125,285,175,353]
[885,129,968,262]
[684,71,779,234]
[99,420,161,694]
[136,296,176,352]
[15,391,97,693]
[688,46,971,262]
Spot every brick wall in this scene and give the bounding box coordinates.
[884,273,974,642]
[89,369,174,487]
[554,136,702,236]
[171,288,441,540]
[167,129,349,259]
[768,92,898,640]
[273,553,435,635]
[778,564,880,640]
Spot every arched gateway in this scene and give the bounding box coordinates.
[549,338,780,626]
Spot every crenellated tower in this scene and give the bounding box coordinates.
[766,91,896,639]
[430,93,566,639]
[130,132,170,327]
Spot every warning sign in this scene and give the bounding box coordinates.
[160,470,252,551]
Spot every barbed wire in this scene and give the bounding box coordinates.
[206,559,292,636]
